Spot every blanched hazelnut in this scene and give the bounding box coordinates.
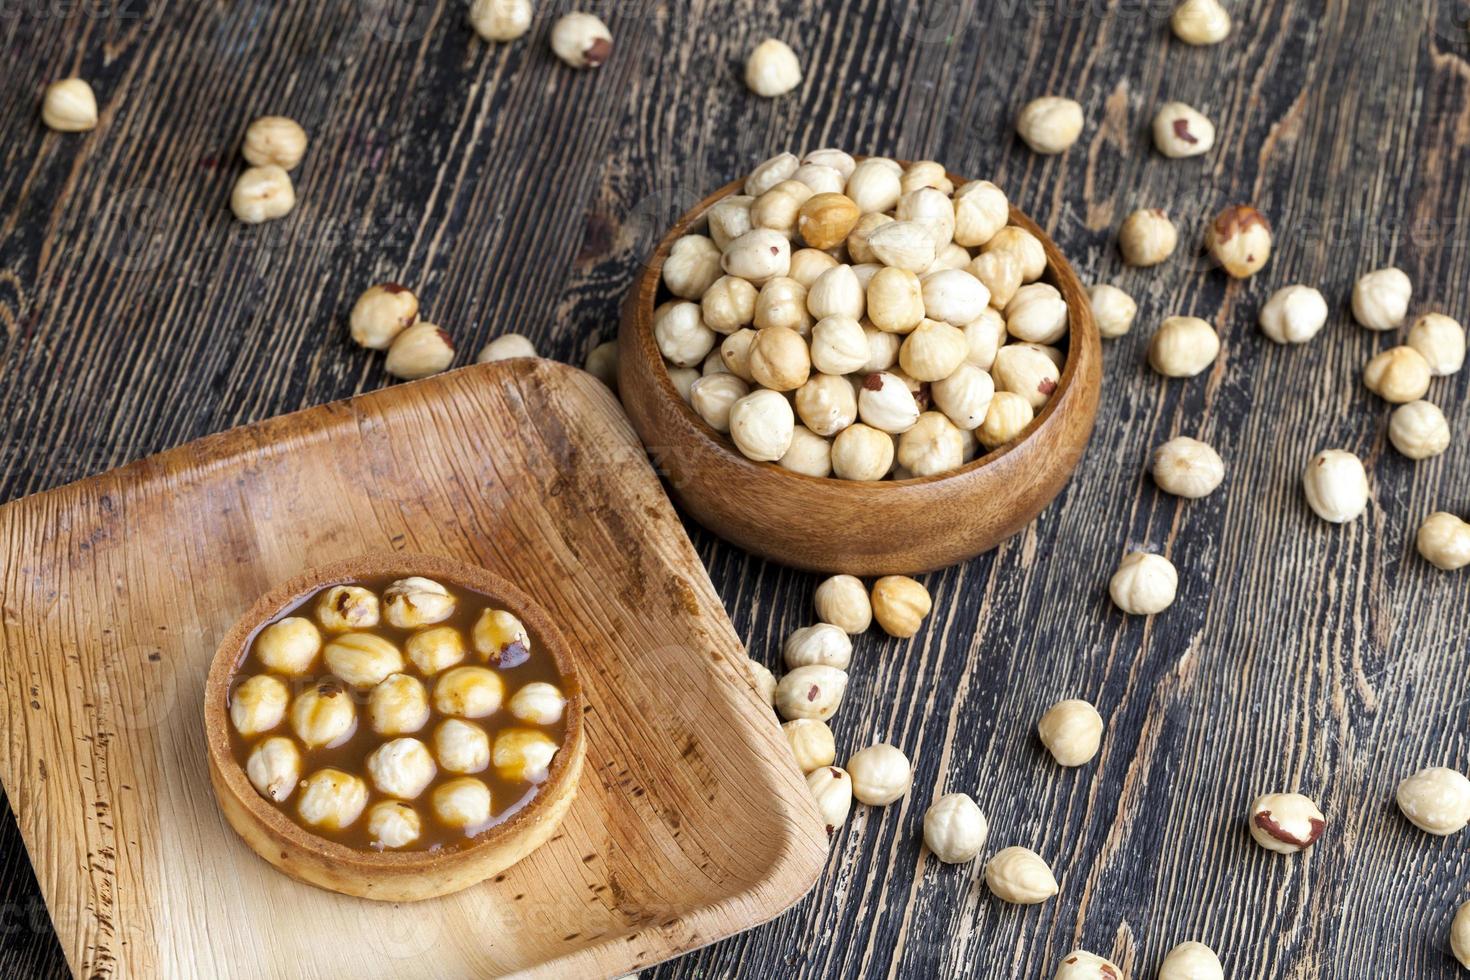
[550,12,611,68]
[314,586,379,633]
[469,0,531,41]
[900,160,953,196]
[1352,267,1412,330]
[508,682,566,725]
[783,719,836,773]
[985,846,1058,904]
[432,777,492,829]
[899,320,968,382]
[775,664,848,721]
[230,165,295,224]
[1248,792,1325,854]
[871,575,931,638]
[977,390,1034,449]
[797,193,860,250]
[1455,902,1470,969]
[434,666,505,719]
[803,149,856,179]
[1005,283,1069,345]
[787,248,838,288]
[806,766,853,835]
[297,768,368,830]
[814,574,872,633]
[846,743,911,805]
[845,158,903,215]
[1259,284,1328,344]
[1303,449,1369,523]
[405,625,467,675]
[348,283,418,350]
[953,180,1009,247]
[897,187,956,250]
[923,793,988,864]
[719,329,758,382]
[324,632,404,688]
[858,372,921,434]
[794,373,858,437]
[493,728,559,782]
[745,153,800,197]
[748,659,777,706]
[1171,0,1231,44]
[1152,436,1225,498]
[868,221,937,274]
[690,374,751,433]
[867,267,926,335]
[367,800,422,849]
[1085,283,1137,339]
[993,344,1060,409]
[231,675,289,736]
[982,226,1047,282]
[383,577,455,628]
[1364,346,1432,403]
[920,269,988,327]
[1149,316,1220,377]
[1152,102,1215,158]
[847,212,895,264]
[663,234,723,300]
[1206,205,1272,278]
[1417,512,1470,571]
[1396,767,1470,835]
[1158,942,1223,980]
[246,736,301,802]
[862,322,902,372]
[754,278,813,335]
[707,195,755,250]
[1054,951,1124,980]
[242,116,308,170]
[702,276,758,334]
[926,363,992,431]
[1119,208,1177,267]
[792,164,845,195]
[1389,401,1450,460]
[653,301,716,368]
[477,334,538,364]
[745,38,802,97]
[668,366,699,401]
[722,229,792,284]
[1016,96,1084,154]
[963,308,1007,370]
[290,680,357,748]
[751,180,813,238]
[369,673,431,735]
[778,427,832,478]
[1037,699,1103,766]
[41,78,98,132]
[385,322,455,380]
[1408,313,1466,375]
[1109,551,1178,615]
[932,244,973,272]
[729,389,796,461]
[968,250,1023,309]
[367,737,437,799]
[783,623,853,671]
[807,315,868,376]
[807,265,865,322]
[831,423,894,481]
[255,616,321,674]
[434,718,491,773]
[897,412,965,477]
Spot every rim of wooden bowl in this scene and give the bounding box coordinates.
[626,159,1099,492]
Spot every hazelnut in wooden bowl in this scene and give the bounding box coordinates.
[204,553,585,902]
[618,152,1101,575]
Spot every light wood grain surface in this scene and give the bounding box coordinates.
[4,1,1470,977]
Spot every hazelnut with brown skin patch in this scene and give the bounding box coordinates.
[1205,204,1272,278]
[1248,792,1325,854]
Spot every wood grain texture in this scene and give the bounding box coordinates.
[4,0,1470,977]
[0,361,827,977]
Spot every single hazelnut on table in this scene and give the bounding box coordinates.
[1118,208,1177,267]
[469,0,532,42]
[385,322,456,380]
[775,664,848,721]
[1015,96,1084,154]
[230,674,290,737]
[324,632,405,688]
[931,363,994,430]
[1151,436,1225,498]
[584,339,618,390]
[1363,346,1432,403]
[1389,401,1450,460]
[831,423,894,481]
[745,38,802,97]
[807,265,865,322]
[493,728,558,782]
[367,800,422,849]
[1152,101,1215,158]
[814,574,872,634]
[1054,951,1124,980]
[405,625,467,674]
[242,116,308,170]
[729,388,796,462]
[1453,901,1470,969]
[246,736,302,803]
[230,165,296,224]
[1248,792,1325,854]
[369,672,431,735]
[477,333,538,363]
[953,180,1009,248]
[982,226,1048,283]
[899,320,969,383]
[897,411,966,477]
[1302,449,1369,523]
[977,390,1034,449]
[1037,698,1104,766]
[254,616,322,674]
[923,793,988,864]
[291,680,357,748]
[722,228,792,284]
[1258,284,1328,344]
[1417,512,1470,571]
[868,221,938,274]
[871,575,932,638]
[992,344,1060,410]
[806,766,853,836]
[782,719,836,774]
[41,78,98,132]
[784,623,853,670]
[1205,205,1272,278]
[550,12,611,68]
[747,660,776,706]
[432,777,493,828]
[1087,284,1137,339]
[1158,941,1224,980]
[1109,551,1178,615]
[846,743,912,806]
[1171,0,1231,44]
[1149,316,1220,378]
[1396,766,1470,835]
[297,768,369,831]
[984,846,1058,904]
[434,718,490,773]
[1005,282,1069,345]
[1352,267,1412,330]
[434,666,506,719]
[366,737,437,799]
[348,283,418,351]
[1407,313,1466,375]
[662,234,723,300]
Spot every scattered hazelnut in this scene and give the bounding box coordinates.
[405,625,467,675]
[1396,767,1470,835]
[324,632,405,688]
[775,664,848,721]
[1087,284,1137,339]
[1248,792,1325,854]
[806,766,853,836]
[1417,512,1470,571]
[1016,96,1084,154]
[1258,284,1328,345]
[255,616,322,674]
[868,221,938,274]
[477,333,538,364]
[1389,401,1450,460]
[1352,267,1412,330]
[230,674,289,737]
[1152,102,1215,158]
[1302,449,1369,523]
[1453,901,1470,969]
[584,339,618,390]
[1171,0,1231,44]
[977,390,1034,449]
[246,736,301,803]
[291,681,357,748]
[783,623,853,670]
[783,719,836,773]
[985,846,1059,904]
[369,672,432,736]
[1151,436,1225,498]
[1118,208,1178,266]
[230,165,296,224]
[366,737,437,800]
[434,718,490,773]
[1158,942,1223,980]
[349,283,419,350]
[1037,698,1103,766]
[931,363,995,430]
[297,768,368,830]
[745,38,802,97]
[1109,551,1178,615]
[367,800,421,849]
[469,0,531,41]
[383,577,456,628]
[385,322,456,379]
[953,180,1010,248]
[1205,205,1272,278]
[1149,316,1219,378]
[1408,313,1466,375]
[814,574,872,633]
[432,777,492,828]
[846,743,912,805]
[690,374,751,433]
[897,411,966,477]
[923,793,988,864]
[871,575,932,638]
[846,157,903,214]
[722,228,792,283]
[242,116,308,170]
[1363,346,1432,403]
[1054,951,1124,980]
[549,12,611,68]
[992,344,1061,410]
[41,78,98,132]
[831,423,895,480]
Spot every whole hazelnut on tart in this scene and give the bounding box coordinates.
[1351,267,1412,330]
[290,680,357,748]
[433,666,506,719]
[41,78,98,132]
[348,283,419,351]
[405,625,467,675]
[367,800,422,849]
[369,672,431,736]
[254,616,322,674]
[1417,512,1470,571]
[230,674,289,737]
[383,576,456,628]
[509,682,567,726]
[366,737,437,800]
[846,743,912,805]
[1248,792,1325,854]
[1302,449,1369,523]
[434,718,491,774]
[1258,284,1328,345]
[550,12,612,69]
[297,768,369,831]
[745,38,802,98]
[1037,698,1104,766]
[1205,205,1272,278]
[492,728,558,782]
[242,115,308,170]
[1396,766,1470,835]
[923,793,988,864]
[1015,96,1085,154]
[432,777,493,828]
[985,846,1058,904]
[245,737,301,803]
[1109,551,1178,615]
[324,632,404,689]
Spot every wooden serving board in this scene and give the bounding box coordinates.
[0,360,828,978]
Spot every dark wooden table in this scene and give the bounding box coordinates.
[4,1,1470,977]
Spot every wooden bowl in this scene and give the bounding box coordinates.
[617,166,1103,575]
[204,553,586,902]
